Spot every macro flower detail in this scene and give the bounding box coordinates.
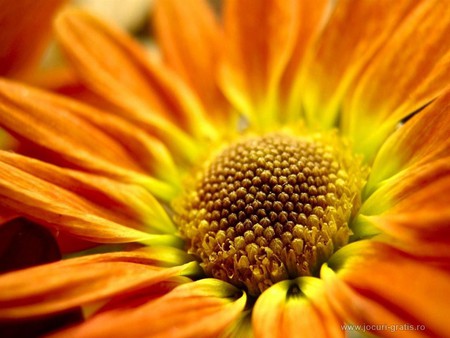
[175,132,365,296]
[0,0,449,337]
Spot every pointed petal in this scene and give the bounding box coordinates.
[0,160,157,243]
[300,0,417,129]
[324,242,450,337]
[344,0,450,158]
[154,0,230,122]
[0,79,177,200]
[366,91,450,194]
[49,279,246,338]
[0,151,176,234]
[360,156,450,245]
[19,67,180,183]
[0,252,193,319]
[219,0,298,127]
[55,8,216,150]
[0,79,137,170]
[253,278,343,338]
[0,0,66,77]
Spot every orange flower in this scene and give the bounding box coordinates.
[1,0,449,337]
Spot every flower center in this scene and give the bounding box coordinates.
[174,133,364,296]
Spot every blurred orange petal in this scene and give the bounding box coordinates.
[280,0,329,123]
[55,8,216,146]
[362,162,450,253]
[49,279,246,338]
[0,160,155,243]
[344,0,450,157]
[0,0,66,78]
[367,90,450,192]
[300,0,416,128]
[0,252,192,319]
[0,151,175,235]
[220,0,298,126]
[4,75,180,183]
[0,79,176,199]
[325,242,450,337]
[154,0,230,123]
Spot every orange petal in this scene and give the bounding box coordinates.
[48,279,246,338]
[0,252,193,319]
[367,91,450,193]
[361,161,450,255]
[324,242,450,337]
[300,0,417,129]
[153,0,230,123]
[219,0,298,127]
[5,75,180,184]
[0,0,66,78]
[0,151,176,235]
[0,160,157,243]
[253,278,344,338]
[280,0,330,122]
[343,0,450,158]
[0,79,176,200]
[55,8,216,150]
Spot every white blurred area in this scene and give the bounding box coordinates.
[73,0,154,33]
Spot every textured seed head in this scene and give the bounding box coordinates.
[174,133,364,296]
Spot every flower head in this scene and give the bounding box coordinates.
[0,0,449,337]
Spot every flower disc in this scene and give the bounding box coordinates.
[175,133,364,295]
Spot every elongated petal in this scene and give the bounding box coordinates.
[0,79,137,170]
[324,242,450,337]
[49,279,246,338]
[253,278,343,338]
[0,0,66,77]
[366,91,450,194]
[55,8,216,151]
[0,79,176,200]
[0,161,155,243]
[0,151,176,234]
[154,0,230,123]
[220,0,298,127]
[0,252,193,319]
[360,161,450,255]
[344,0,450,158]
[280,0,330,122]
[300,0,417,129]
[15,71,179,182]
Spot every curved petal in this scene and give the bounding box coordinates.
[15,71,180,183]
[0,160,160,243]
[323,242,450,337]
[0,79,176,200]
[343,0,450,159]
[219,0,298,128]
[48,279,246,338]
[154,0,231,123]
[0,0,66,78]
[55,8,216,151]
[299,0,417,129]
[0,151,176,235]
[366,91,450,194]
[253,278,343,338]
[0,252,194,319]
[360,160,450,256]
